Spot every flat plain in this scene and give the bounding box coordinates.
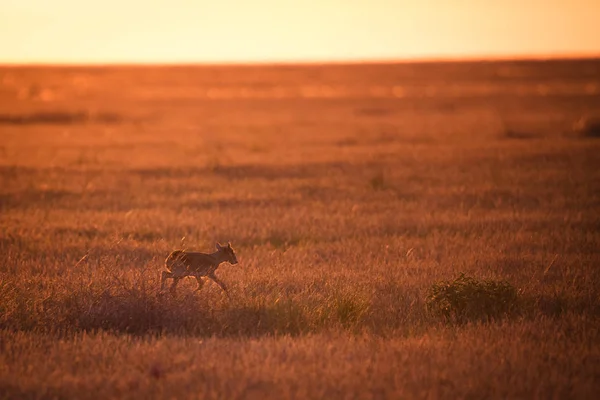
[1,60,599,399]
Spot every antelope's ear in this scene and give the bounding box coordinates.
[227,242,232,248]
[216,242,223,250]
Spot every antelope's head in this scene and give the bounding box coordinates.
[216,242,238,264]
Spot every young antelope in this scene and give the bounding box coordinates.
[161,242,238,295]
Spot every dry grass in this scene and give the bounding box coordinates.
[1,60,599,398]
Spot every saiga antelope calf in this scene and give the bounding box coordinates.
[161,242,238,295]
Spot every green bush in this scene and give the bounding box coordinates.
[426,273,518,323]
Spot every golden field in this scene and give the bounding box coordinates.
[1,60,599,398]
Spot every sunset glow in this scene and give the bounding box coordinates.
[1,0,599,64]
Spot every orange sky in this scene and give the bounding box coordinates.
[1,0,599,64]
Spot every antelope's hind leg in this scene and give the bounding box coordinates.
[166,262,188,295]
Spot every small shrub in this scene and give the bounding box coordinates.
[426,273,518,323]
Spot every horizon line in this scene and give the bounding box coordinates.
[1,53,599,68]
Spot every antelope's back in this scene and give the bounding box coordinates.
[181,251,216,274]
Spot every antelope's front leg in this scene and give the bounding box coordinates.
[170,277,181,295]
[208,273,229,297]
[160,271,172,290]
[194,276,205,291]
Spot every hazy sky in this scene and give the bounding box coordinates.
[1,0,599,63]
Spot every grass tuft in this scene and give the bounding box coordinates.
[329,291,370,328]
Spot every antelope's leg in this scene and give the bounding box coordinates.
[194,276,205,291]
[161,271,172,290]
[208,273,229,296]
[170,277,181,294]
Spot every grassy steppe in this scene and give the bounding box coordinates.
[1,61,599,398]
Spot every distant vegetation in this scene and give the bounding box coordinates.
[0,111,124,125]
[573,114,600,138]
